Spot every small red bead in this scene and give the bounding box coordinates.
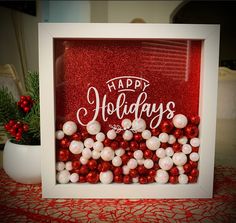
[127,151,133,157]
[113,167,123,176]
[60,138,70,149]
[143,149,153,159]
[129,169,138,178]
[152,154,159,162]
[172,143,182,152]
[184,124,199,139]
[139,142,147,151]
[79,165,89,175]
[183,163,192,173]
[100,161,111,172]
[188,175,197,183]
[72,160,80,169]
[151,128,160,136]
[169,175,178,184]
[121,154,130,165]
[190,168,199,177]
[129,141,139,151]
[189,160,198,168]
[160,120,174,133]
[123,175,132,184]
[114,175,123,183]
[139,176,148,184]
[120,140,129,149]
[147,175,155,183]
[87,159,97,170]
[86,171,99,184]
[170,167,179,176]
[189,115,200,125]
[58,149,69,162]
[148,169,156,177]
[81,131,89,140]
[23,124,29,132]
[111,141,119,150]
[103,138,111,146]
[173,129,183,139]
[133,133,142,142]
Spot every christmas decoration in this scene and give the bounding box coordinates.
[0,72,40,145]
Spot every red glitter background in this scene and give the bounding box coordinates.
[54,39,201,131]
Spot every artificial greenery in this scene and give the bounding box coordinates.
[0,71,40,145]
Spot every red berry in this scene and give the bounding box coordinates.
[4,124,10,131]
[23,124,29,132]
[26,96,31,101]
[79,165,89,175]
[133,133,142,142]
[123,175,132,184]
[72,160,81,169]
[22,100,28,106]
[9,120,15,126]
[139,176,148,184]
[129,169,138,178]
[111,141,119,150]
[143,149,153,159]
[20,96,26,101]
[16,132,22,138]
[24,107,30,113]
[15,136,21,141]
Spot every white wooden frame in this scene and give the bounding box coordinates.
[39,23,220,198]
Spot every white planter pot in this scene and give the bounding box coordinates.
[3,140,41,184]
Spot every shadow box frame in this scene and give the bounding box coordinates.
[39,23,220,199]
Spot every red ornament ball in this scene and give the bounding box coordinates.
[129,169,138,178]
[87,159,97,170]
[170,167,179,176]
[123,175,132,184]
[173,129,184,139]
[185,124,199,139]
[130,141,139,151]
[151,128,160,136]
[139,176,148,184]
[143,149,153,159]
[189,115,200,125]
[114,175,123,183]
[79,165,89,175]
[86,171,99,184]
[160,120,174,133]
[120,140,129,149]
[72,160,80,170]
[133,133,142,142]
[183,163,192,173]
[111,141,119,150]
[113,167,123,176]
[169,175,178,184]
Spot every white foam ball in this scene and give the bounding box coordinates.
[178,136,188,145]
[82,148,92,159]
[92,150,101,160]
[115,148,125,157]
[133,150,143,160]
[178,174,188,184]
[121,119,132,130]
[56,161,65,171]
[172,114,188,129]
[189,152,200,162]
[182,144,192,154]
[55,130,64,140]
[165,147,174,157]
[65,161,73,171]
[132,118,146,132]
[69,140,84,154]
[123,130,133,141]
[132,177,139,183]
[155,169,169,184]
[172,152,187,166]
[146,136,160,151]
[57,170,70,184]
[144,159,154,169]
[93,141,104,152]
[122,165,130,175]
[62,121,77,136]
[159,156,173,170]
[159,132,169,143]
[80,156,88,165]
[99,171,113,184]
[190,138,200,147]
[84,138,94,149]
[70,173,79,183]
[177,166,185,174]
[112,156,122,167]
[127,158,138,169]
[86,120,101,135]
[96,132,105,142]
[137,159,144,165]
[168,135,176,144]
[156,148,166,158]
[107,129,117,140]
[142,130,151,140]
[101,147,115,161]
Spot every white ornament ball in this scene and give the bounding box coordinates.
[177,166,185,174]
[115,148,125,157]
[132,118,146,132]
[80,156,88,165]
[62,121,77,136]
[190,138,200,147]
[155,169,169,184]
[165,147,174,157]
[69,140,84,154]
[107,129,117,140]
[178,136,188,145]
[112,156,122,167]
[142,130,152,140]
[178,174,188,184]
[122,165,130,175]
[121,119,132,130]
[84,138,94,149]
[132,177,139,183]
[99,171,113,184]
[133,150,143,160]
[56,170,70,184]
[156,148,166,158]
[144,159,154,169]
[158,156,173,170]
[182,144,192,154]
[93,141,104,152]
[123,130,133,141]
[92,150,101,160]
[137,159,144,165]
[82,148,92,159]
[172,114,188,129]
[172,152,187,166]
[127,158,138,169]
[159,133,169,143]
[65,161,73,171]
[70,173,79,183]
[55,130,64,140]
[56,161,65,171]
[101,147,115,161]
[86,120,101,135]
[96,132,105,142]
[189,152,200,162]
[146,136,160,151]
[168,135,176,144]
